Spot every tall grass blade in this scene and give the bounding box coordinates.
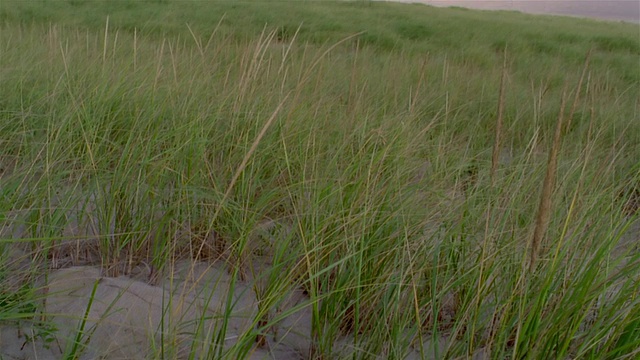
[491,46,508,185]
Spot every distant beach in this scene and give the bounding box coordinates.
[391,1,640,23]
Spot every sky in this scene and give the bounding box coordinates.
[392,1,640,22]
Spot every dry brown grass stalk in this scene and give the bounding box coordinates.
[529,50,592,271]
[530,85,568,272]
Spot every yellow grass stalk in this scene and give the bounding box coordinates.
[409,56,429,116]
[565,48,593,134]
[133,27,137,72]
[491,47,508,185]
[195,94,291,260]
[204,14,226,53]
[186,23,204,56]
[102,16,109,64]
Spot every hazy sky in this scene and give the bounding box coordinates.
[394,1,640,22]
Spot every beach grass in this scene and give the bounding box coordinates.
[1,0,639,359]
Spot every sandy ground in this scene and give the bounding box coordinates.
[1,217,636,359]
[388,0,640,23]
[0,177,636,359]
[0,257,479,360]
[0,258,319,360]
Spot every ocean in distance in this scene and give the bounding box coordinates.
[389,1,640,23]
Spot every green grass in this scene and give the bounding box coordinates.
[1,0,639,359]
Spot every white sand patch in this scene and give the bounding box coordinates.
[1,261,316,359]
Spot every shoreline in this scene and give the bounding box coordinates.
[385,0,640,23]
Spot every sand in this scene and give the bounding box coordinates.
[0,258,492,359]
[0,260,313,359]
[3,217,636,359]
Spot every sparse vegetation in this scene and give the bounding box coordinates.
[1,1,638,359]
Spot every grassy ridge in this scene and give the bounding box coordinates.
[1,0,639,359]
[2,1,639,58]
